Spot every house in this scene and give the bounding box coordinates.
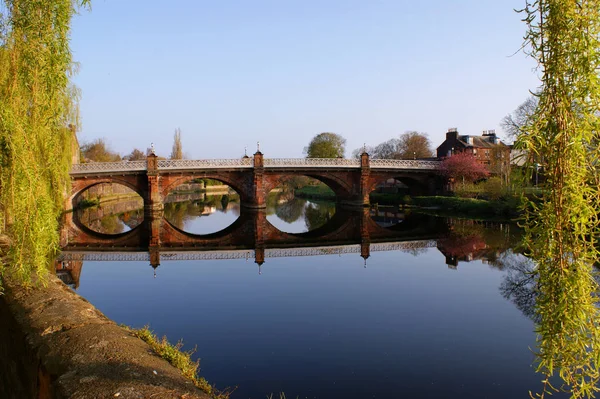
[436,128,511,170]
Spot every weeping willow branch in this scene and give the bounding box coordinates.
[0,0,89,287]
[517,1,600,398]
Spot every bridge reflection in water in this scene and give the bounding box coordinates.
[57,207,520,289]
[57,207,450,283]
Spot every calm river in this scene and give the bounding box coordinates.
[61,193,563,398]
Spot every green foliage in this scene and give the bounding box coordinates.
[126,326,231,399]
[304,132,346,158]
[0,0,88,285]
[76,198,100,209]
[294,184,335,201]
[517,1,600,397]
[412,196,521,220]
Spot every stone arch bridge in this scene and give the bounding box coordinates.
[68,152,443,212]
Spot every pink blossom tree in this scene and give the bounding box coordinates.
[440,152,490,188]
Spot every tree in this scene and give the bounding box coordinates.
[351,145,375,159]
[500,96,538,140]
[123,148,146,161]
[396,131,434,159]
[439,152,489,188]
[170,128,183,160]
[304,132,346,158]
[0,0,90,283]
[351,131,433,160]
[517,1,600,397]
[81,139,121,162]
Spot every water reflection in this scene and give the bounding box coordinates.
[75,197,144,234]
[59,211,564,399]
[164,193,240,235]
[266,191,335,233]
[62,196,590,398]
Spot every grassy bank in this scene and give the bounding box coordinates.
[75,192,141,210]
[294,185,336,201]
[411,196,522,221]
[125,326,231,399]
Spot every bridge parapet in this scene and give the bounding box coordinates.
[57,240,438,262]
[264,158,361,168]
[157,158,253,170]
[370,159,440,170]
[71,160,147,174]
[69,158,441,174]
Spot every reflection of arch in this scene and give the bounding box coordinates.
[367,174,429,196]
[161,175,244,203]
[70,211,144,245]
[72,179,145,206]
[284,209,355,239]
[162,213,244,241]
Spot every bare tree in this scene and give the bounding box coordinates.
[500,96,538,139]
[170,128,183,159]
[351,131,433,160]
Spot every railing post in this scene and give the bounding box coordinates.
[360,151,371,206]
[360,207,371,266]
[145,153,163,215]
[245,150,266,209]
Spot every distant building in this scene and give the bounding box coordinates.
[436,128,510,167]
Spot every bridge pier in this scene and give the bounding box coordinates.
[145,154,164,215]
[242,151,267,209]
[338,151,371,209]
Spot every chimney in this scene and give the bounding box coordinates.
[446,127,458,141]
[483,129,497,143]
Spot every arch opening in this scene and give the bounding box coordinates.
[266,176,336,234]
[367,176,427,229]
[163,178,240,235]
[74,182,144,235]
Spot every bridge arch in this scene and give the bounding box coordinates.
[264,172,353,200]
[160,174,247,204]
[69,178,146,212]
[367,173,435,197]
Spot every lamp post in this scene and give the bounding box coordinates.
[413,151,416,160]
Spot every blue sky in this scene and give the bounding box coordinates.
[71,1,540,159]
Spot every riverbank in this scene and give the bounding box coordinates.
[294,185,335,201]
[409,196,522,221]
[0,273,221,399]
[76,192,141,210]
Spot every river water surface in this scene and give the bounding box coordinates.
[63,194,561,398]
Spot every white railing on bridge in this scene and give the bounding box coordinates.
[264,158,361,168]
[369,159,440,170]
[70,158,440,174]
[157,158,253,170]
[70,161,147,174]
[58,240,437,262]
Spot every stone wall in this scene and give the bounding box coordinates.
[0,275,210,399]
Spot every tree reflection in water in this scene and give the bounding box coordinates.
[163,194,240,230]
[497,249,600,397]
[76,205,144,235]
[266,190,335,233]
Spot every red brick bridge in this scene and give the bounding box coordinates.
[68,152,443,212]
